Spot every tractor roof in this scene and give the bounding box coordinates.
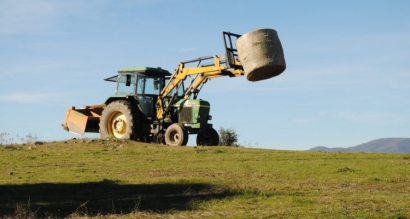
[118,67,171,77]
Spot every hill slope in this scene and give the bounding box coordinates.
[1,139,410,218]
[308,138,410,153]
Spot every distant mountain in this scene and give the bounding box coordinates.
[308,138,410,153]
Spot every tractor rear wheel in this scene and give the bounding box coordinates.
[99,100,135,139]
[196,128,219,146]
[165,123,188,146]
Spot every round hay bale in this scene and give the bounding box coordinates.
[236,28,286,81]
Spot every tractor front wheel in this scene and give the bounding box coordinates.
[99,100,135,139]
[196,128,219,146]
[165,123,188,146]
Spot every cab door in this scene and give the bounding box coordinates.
[136,77,164,120]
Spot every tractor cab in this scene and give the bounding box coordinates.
[103,67,184,121]
[104,67,172,95]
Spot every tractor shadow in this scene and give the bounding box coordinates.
[0,179,236,218]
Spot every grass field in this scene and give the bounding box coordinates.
[1,138,409,218]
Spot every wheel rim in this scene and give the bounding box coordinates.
[169,130,181,143]
[107,112,128,138]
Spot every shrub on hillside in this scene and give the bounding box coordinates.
[219,127,238,146]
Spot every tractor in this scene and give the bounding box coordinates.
[62,29,286,146]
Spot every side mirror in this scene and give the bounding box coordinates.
[126,74,131,86]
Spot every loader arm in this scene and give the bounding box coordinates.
[156,55,244,120]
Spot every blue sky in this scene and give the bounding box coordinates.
[0,0,409,150]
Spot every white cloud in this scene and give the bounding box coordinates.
[293,117,316,124]
[0,0,114,34]
[338,112,406,123]
[0,92,64,103]
[0,0,58,34]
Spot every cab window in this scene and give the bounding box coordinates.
[136,77,164,95]
[165,78,185,97]
[116,74,136,94]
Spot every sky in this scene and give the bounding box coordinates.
[0,0,409,150]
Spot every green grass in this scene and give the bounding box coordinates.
[1,139,409,218]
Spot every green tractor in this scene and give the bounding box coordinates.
[100,66,218,146]
[62,29,286,146]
